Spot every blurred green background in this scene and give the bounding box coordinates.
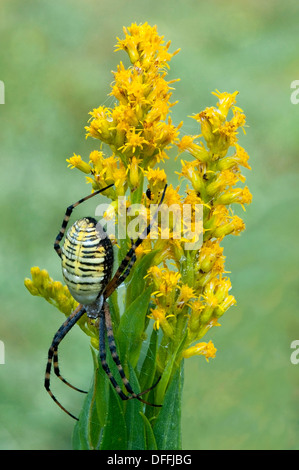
[0,0,298,450]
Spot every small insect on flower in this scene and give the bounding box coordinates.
[45,183,167,420]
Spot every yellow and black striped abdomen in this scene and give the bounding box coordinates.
[61,217,113,305]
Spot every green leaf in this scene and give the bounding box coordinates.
[97,384,128,450]
[91,347,109,429]
[140,411,158,450]
[72,419,82,450]
[124,364,146,450]
[130,173,144,205]
[72,373,102,450]
[125,250,158,307]
[153,363,184,450]
[155,330,188,404]
[155,352,176,405]
[117,286,152,369]
[138,327,159,393]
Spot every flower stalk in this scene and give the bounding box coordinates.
[24,22,252,450]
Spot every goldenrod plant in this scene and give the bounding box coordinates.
[25,23,252,450]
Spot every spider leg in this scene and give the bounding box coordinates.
[45,305,86,420]
[54,183,114,257]
[103,184,167,298]
[110,253,137,289]
[99,307,129,401]
[103,301,162,407]
[103,301,136,397]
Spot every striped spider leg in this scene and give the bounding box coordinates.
[45,184,167,419]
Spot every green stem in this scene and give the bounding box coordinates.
[130,170,144,205]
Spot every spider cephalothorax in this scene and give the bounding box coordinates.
[45,184,166,420]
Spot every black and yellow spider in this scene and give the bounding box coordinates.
[45,184,167,420]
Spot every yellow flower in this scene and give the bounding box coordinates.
[119,128,149,155]
[112,104,138,132]
[183,340,217,361]
[218,111,246,147]
[177,135,210,163]
[211,213,245,239]
[24,267,78,316]
[128,156,141,189]
[147,266,181,301]
[155,117,182,149]
[197,277,237,322]
[217,144,251,171]
[216,295,236,317]
[214,186,252,207]
[145,265,163,283]
[67,154,92,174]
[85,106,114,143]
[111,67,150,116]
[135,238,152,259]
[146,98,172,124]
[212,89,239,118]
[24,267,100,340]
[148,306,174,337]
[196,240,224,273]
[86,153,127,196]
[163,184,182,207]
[206,169,242,197]
[193,107,224,152]
[145,167,167,190]
[89,150,105,171]
[177,285,195,307]
[115,22,179,69]
[178,160,203,193]
[188,299,205,334]
[234,144,251,170]
[191,91,247,156]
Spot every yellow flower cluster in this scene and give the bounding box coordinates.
[25,23,252,371]
[67,22,180,203]
[25,267,78,315]
[143,87,252,363]
[24,267,97,338]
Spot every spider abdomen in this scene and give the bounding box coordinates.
[61,217,113,305]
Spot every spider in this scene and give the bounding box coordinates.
[45,183,167,420]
